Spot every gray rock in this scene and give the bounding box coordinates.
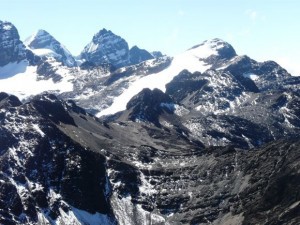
[0,21,26,66]
[80,29,130,69]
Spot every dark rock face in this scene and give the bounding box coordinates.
[224,55,298,91]
[165,69,208,102]
[25,49,41,66]
[0,92,22,108]
[25,29,77,67]
[31,94,76,125]
[126,88,174,126]
[35,60,64,82]
[165,69,258,110]
[129,45,154,65]
[0,21,26,66]
[0,93,116,224]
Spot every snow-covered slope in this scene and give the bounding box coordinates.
[97,38,234,116]
[0,60,74,99]
[24,29,77,67]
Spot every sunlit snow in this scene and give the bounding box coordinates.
[243,73,259,81]
[0,60,73,99]
[52,207,114,225]
[32,48,61,58]
[23,29,47,46]
[3,24,12,30]
[97,40,218,116]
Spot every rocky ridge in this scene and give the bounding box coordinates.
[80,29,154,69]
[0,20,300,225]
[0,93,299,225]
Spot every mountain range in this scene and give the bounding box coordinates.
[0,20,300,225]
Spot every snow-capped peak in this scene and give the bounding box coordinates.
[80,28,130,68]
[24,29,50,47]
[193,38,228,50]
[24,29,77,67]
[189,38,237,60]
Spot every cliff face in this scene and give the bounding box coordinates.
[0,21,26,67]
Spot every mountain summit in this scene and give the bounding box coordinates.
[80,29,153,69]
[80,28,130,68]
[0,20,27,67]
[24,29,77,67]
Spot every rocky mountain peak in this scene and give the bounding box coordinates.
[126,88,174,126]
[129,45,154,65]
[0,20,27,66]
[24,29,77,67]
[92,28,114,41]
[34,29,48,37]
[80,28,130,69]
[190,38,237,68]
[81,29,154,69]
[24,29,51,47]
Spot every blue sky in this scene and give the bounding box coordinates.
[1,0,300,75]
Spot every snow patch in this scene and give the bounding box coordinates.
[32,48,61,59]
[87,42,99,53]
[174,104,190,116]
[139,171,157,195]
[54,207,114,225]
[243,73,259,81]
[111,194,165,225]
[3,24,12,30]
[32,124,45,137]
